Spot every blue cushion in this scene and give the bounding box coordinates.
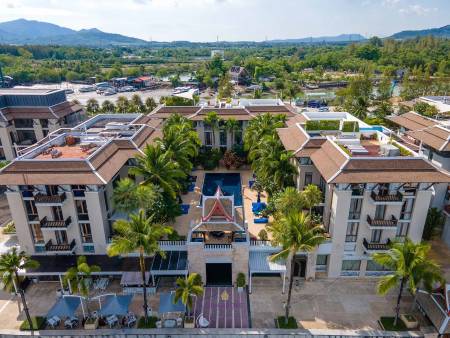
[180,204,190,214]
[188,183,195,192]
[254,217,268,224]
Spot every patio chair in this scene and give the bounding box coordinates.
[196,313,209,328]
[47,315,61,328]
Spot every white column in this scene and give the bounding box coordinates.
[282,272,286,294]
[249,273,252,294]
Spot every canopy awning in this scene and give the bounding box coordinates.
[249,251,286,273]
[159,292,185,314]
[47,296,81,318]
[99,295,133,316]
[120,271,151,286]
[151,251,188,276]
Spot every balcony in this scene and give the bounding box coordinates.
[367,215,398,229]
[34,192,66,206]
[363,238,391,253]
[40,216,72,230]
[45,239,76,253]
[21,190,34,198]
[370,191,403,204]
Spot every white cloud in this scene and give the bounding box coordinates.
[399,4,437,15]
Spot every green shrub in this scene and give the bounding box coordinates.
[137,316,158,328]
[192,273,203,286]
[2,221,16,234]
[342,121,359,132]
[168,230,186,241]
[305,120,340,131]
[236,272,246,287]
[275,316,298,329]
[393,142,412,156]
[338,144,351,155]
[258,229,268,241]
[20,316,45,331]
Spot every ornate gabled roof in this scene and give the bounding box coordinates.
[202,186,234,222]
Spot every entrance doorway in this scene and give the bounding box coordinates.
[293,256,307,278]
[206,263,232,286]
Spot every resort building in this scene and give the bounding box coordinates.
[387,111,450,248]
[277,111,450,278]
[149,99,295,151]
[0,88,85,160]
[399,96,450,116]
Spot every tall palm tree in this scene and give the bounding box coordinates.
[108,210,172,323]
[301,184,323,215]
[115,96,129,114]
[129,94,145,113]
[204,111,221,148]
[244,113,286,152]
[145,97,157,113]
[101,100,115,113]
[112,178,161,214]
[130,144,186,199]
[373,238,443,326]
[86,98,100,115]
[267,211,326,325]
[64,256,100,318]
[174,273,204,318]
[274,187,305,217]
[0,248,39,330]
[225,118,240,146]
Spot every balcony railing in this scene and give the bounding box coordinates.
[34,192,66,205]
[45,239,76,252]
[204,243,232,250]
[367,215,398,228]
[40,216,72,229]
[21,190,34,198]
[370,191,402,203]
[363,238,391,252]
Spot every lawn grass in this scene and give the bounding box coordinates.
[379,316,409,331]
[137,316,158,328]
[275,316,298,329]
[19,316,45,331]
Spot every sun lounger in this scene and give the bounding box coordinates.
[180,204,190,214]
[254,217,268,224]
[252,202,267,213]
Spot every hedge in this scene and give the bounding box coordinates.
[342,121,359,132]
[305,120,340,131]
[20,316,46,331]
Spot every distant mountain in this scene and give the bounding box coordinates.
[268,34,366,44]
[389,25,450,40]
[0,19,148,46]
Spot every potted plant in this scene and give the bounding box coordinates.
[184,316,195,329]
[84,317,99,330]
[173,273,203,329]
[236,272,246,292]
[400,314,419,329]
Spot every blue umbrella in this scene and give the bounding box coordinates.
[159,292,185,313]
[99,295,133,316]
[47,296,81,318]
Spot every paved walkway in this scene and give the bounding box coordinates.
[192,287,249,328]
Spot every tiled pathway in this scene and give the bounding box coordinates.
[192,287,249,328]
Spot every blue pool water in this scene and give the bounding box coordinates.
[202,173,242,206]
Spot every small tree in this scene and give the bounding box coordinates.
[101,100,115,113]
[86,98,100,115]
[64,256,100,318]
[236,272,246,288]
[373,239,443,326]
[0,248,39,331]
[174,273,204,320]
[301,184,323,215]
[423,208,444,240]
[145,97,157,113]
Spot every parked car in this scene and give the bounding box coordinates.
[64,88,74,94]
[103,88,116,96]
[79,86,95,93]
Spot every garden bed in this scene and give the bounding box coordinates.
[137,316,158,328]
[275,316,298,329]
[20,316,46,331]
[378,316,409,331]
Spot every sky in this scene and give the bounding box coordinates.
[0,0,449,42]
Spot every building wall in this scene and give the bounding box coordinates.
[5,191,35,253]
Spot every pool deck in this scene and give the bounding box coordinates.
[171,168,269,239]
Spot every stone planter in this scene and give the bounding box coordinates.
[84,318,99,330]
[184,318,195,328]
[237,286,244,293]
[400,314,418,329]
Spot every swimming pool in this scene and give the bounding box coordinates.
[202,173,242,206]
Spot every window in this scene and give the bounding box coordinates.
[316,256,328,272]
[378,183,390,196]
[396,222,409,238]
[20,185,34,198]
[52,206,64,221]
[371,229,382,243]
[16,130,37,144]
[304,172,313,186]
[30,223,44,243]
[403,183,418,196]
[14,119,34,128]
[79,223,93,243]
[24,200,38,221]
[345,222,359,242]
[348,198,362,220]
[400,199,414,220]
[366,260,391,276]
[351,184,364,196]
[40,119,49,129]
[234,131,243,145]
[83,244,95,253]
[103,190,110,214]
[299,157,312,165]
[428,151,434,161]
[219,130,227,147]
[374,205,386,219]
[341,260,361,271]
[204,131,213,146]
[76,200,89,221]
[72,185,86,197]
[46,185,59,196]
[319,177,326,196]
[55,230,68,244]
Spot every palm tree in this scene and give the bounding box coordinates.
[115,96,129,114]
[204,111,221,148]
[0,248,39,330]
[244,113,286,153]
[174,273,204,319]
[86,98,100,115]
[64,256,100,318]
[130,144,186,199]
[423,208,445,240]
[101,100,115,113]
[274,187,305,217]
[301,184,323,215]
[145,97,157,113]
[108,210,172,323]
[373,239,443,326]
[225,118,240,146]
[112,177,160,214]
[267,211,326,325]
[129,94,145,113]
